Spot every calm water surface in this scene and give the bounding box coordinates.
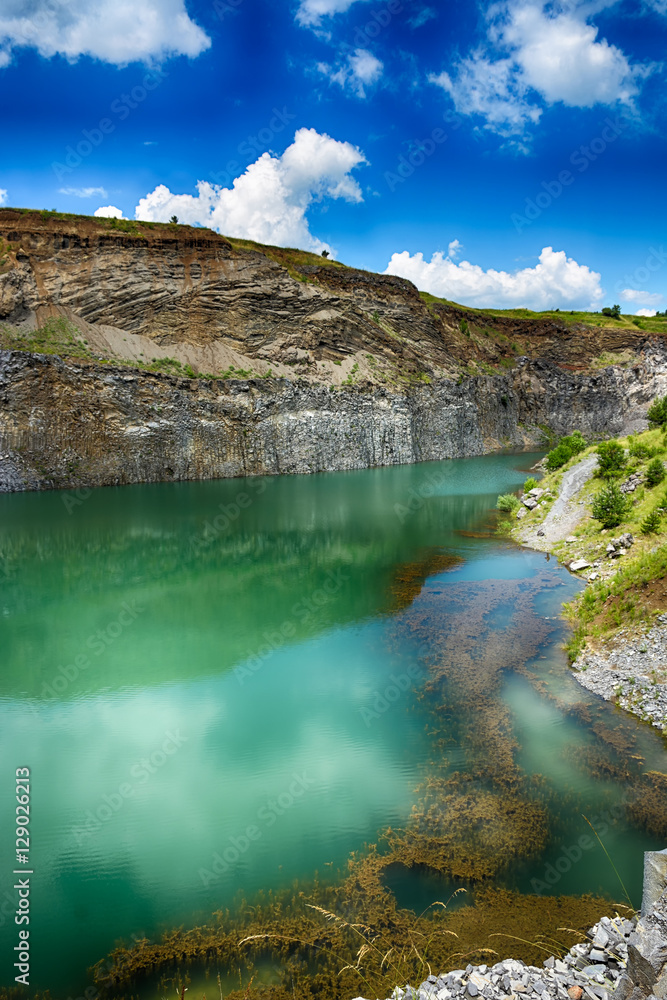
[0,454,665,996]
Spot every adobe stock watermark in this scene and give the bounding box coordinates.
[213,0,245,20]
[511,115,628,233]
[189,478,268,556]
[359,665,421,727]
[71,729,188,845]
[530,805,624,894]
[614,245,667,296]
[198,771,315,887]
[234,567,350,685]
[352,0,403,46]
[394,466,450,524]
[208,107,296,188]
[385,111,462,193]
[40,600,144,700]
[51,68,169,181]
[61,487,93,514]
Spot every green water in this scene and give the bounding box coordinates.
[0,454,666,997]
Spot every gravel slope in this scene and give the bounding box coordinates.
[518,454,598,550]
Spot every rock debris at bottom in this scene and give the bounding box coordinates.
[572,614,667,733]
[351,913,636,1000]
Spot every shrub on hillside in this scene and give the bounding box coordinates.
[641,509,662,535]
[646,458,666,487]
[523,477,538,492]
[596,440,627,477]
[648,396,667,430]
[545,431,586,471]
[628,435,657,459]
[591,481,632,529]
[496,494,520,512]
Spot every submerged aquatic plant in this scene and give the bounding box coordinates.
[88,573,640,1000]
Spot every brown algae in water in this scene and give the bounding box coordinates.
[92,568,637,999]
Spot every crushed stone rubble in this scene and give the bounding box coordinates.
[567,534,635,578]
[619,473,644,494]
[352,913,636,1000]
[573,614,667,733]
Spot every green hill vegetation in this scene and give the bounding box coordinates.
[504,418,667,658]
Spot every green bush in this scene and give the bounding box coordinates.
[641,509,662,535]
[496,493,520,512]
[591,481,632,529]
[544,431,586,471]
[596,439,627,477]
[628,435,656,459]
[645,458,666,487]
[545,443,571,470]
[648,396,667,429]
[523,477,538,492]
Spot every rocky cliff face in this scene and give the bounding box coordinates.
[2,345,666,493]
[0,210,665,493]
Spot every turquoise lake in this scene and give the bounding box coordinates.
[0,453,666,997]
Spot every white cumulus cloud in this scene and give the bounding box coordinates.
[319,48,383,97]
[0,189,7,206]
[60,186,108,198]
[296,0,369,27]
[431,55,541,136]
[447,239,463,260]
[134,128,367,254]
[506,6,639,107]
[0,0,210,66]
[385,245,604,310]
[636,308,658,317]
[94,205,125,219]
[431,1,643,140]
[621,288,664,306]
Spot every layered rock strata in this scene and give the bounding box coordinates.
[1,345,667,492]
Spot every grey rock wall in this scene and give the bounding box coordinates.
[1,342,667,493]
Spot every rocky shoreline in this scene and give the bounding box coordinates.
[573,615,667,735]
[352,852,667,1000]
[513,448,667,733]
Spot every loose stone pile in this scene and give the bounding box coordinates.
[567,534,635,580]
[573,614,667,732]
[354,913,636,1000]
[619,473,644,494]
[605,534,635,560]
[521,488,550,510]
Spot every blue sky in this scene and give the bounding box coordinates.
[1,0,665,311]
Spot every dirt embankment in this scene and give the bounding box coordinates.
[0,209,656,387]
